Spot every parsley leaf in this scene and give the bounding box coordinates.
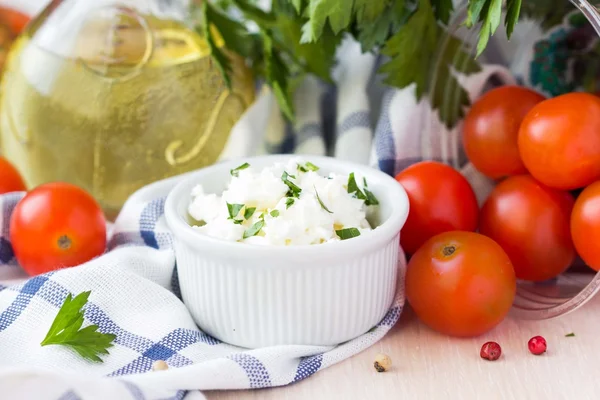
[286,198,295,209]
[244,207,256,219]
[347,173,363,196]
[354,0,391,23]
[475,0,503,57]
[298,162,320,172]
[314,186,333,213]
[305,162,320,171]
[336,228,361,240]
[380,0,481,127]
[364,188,379,206]
[504,0,522,39]
[200,3,259,60]
[565,332,575,337]
[355,1,413,52]
[282,171,302,198]
[379,0,438,100]
[262,30,295,121]
[466,0,523,58]
[243,220,265,238]
[301,0,353,43]
[291,0,303,14]
[231,162,250,177]
[348,173,379,206]
[227,203,245,220]
[431,0,454,25]
[41,291,116,363]
[270,210,280,217]
[271,4,340,82]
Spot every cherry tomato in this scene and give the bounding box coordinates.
[479,175,575,282]
[571,181,600,272]
[10,182,106,276]
[463,86,545,179]
[0,6,30,34]
[406,231,516,338]
[518,92,600,190]
[0,156,26,194]
[395,161,479,255]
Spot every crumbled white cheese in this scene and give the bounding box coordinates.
[188,158,377,246]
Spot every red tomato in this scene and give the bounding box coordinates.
[479,175,575,282]
[571,181,600,272]
[463,86,545,179]
[518,92,600,190]
[406,231,516,338]
[10,183,106,276]
[395,162,479,255]
[0,156,26,194]
[0,7,30,34]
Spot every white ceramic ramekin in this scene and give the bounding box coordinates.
[164,155,409,348]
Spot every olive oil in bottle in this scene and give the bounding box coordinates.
[0,10,255,219]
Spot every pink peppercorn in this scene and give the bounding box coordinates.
[480,341,502,361]
[528,336,547,355]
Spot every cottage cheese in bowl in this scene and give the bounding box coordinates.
[187,158,379,246]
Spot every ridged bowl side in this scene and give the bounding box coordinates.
[176,236,400,349]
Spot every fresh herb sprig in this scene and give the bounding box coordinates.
[199,0,543,128]
[41,291,117,363]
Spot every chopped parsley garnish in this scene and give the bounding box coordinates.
[285,198,295,209]
[230,162,250,177]
[298,162,320,172]
[336,228,361,240]
[306,162,320,171]
[348,173,362,195]
[565,332,575,337]
[364,188,379,206]
[227,203,245,220]
[282,171,302,198]
[347,173,379,206]
[270,210,280,218]
[243,220,265,239]
[314,186,332,214]
[244,207,256,220]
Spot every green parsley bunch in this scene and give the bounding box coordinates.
[198,0,560,127]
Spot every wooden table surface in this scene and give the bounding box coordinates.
[206,293,600,400]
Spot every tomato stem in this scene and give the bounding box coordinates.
[443,245,456,257]
[57,235,72,250]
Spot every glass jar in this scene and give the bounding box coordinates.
[427,0,600,319]
[0,0,255,220]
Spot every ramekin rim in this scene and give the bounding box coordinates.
[164,155,409,257]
